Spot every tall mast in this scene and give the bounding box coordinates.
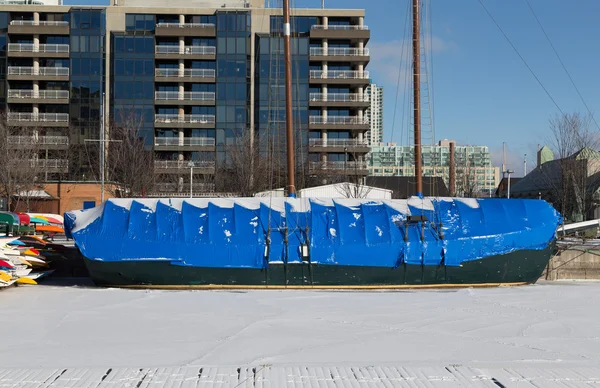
[283,0,296,197]
[412,0,423,196]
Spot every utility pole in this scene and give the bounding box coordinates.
[502,142,506,179]
[524,153,527,177]
[506,170,514,198]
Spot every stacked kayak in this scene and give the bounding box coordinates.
[0,212,65,238]
[0,237,54,288]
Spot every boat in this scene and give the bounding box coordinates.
[64,0,562,289]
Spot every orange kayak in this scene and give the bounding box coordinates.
[35,225,65,234]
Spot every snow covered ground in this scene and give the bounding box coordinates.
[2,280,600,387]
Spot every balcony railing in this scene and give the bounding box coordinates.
[154,182,216,193]
[155,45,216,55]
[309,93,369,103]
[309,161,368,171]
[154,160,216,169]
[155,114,215,124]
[8,112,69,122]
[156,22,215,28]
[154,137,215,147]
[310,47,369,56]
[10,20,69,26]
[155,91,216,101]
[28,159,69,169]
[8,43,69,53]
[155,68,216,78]
[309,116,369,125]
[8,89,69,99]
[8,66,70,76]
[309,70,370,80]
[311,24,369,30]
[309,139,369,148]
[9,135,69,145]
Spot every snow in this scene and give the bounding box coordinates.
[69,203,105,233]
[1,281,600,374]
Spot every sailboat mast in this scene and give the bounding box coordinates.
[283,0,296,197]
[412,0,423,196]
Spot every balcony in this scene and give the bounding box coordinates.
[308,161,369,175]
[155,22,215,37]
[7,112,69,127]
[154,160,215,173]
[309,92,370,108]
[7,43,70,58]
[309,115,370,131]
[28,158,69,172]
[154,68,216,83]
[309,138,370,153]
[309,47,370,62]
[9,135,69,149]
[154,137,215,150]
[310,24,370,40]
[9,20,69,34]
[154,91,215,106]
[7,66,69,81]
[8,89,69,104]
[155,45,216,60]
[309,70,370,84]
[154,114,215,129]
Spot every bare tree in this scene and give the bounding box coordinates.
[0,113,43,211]
[217,132,272,197]
[540,112,600,221]
[461,165,479,198]
[106,113,155,198]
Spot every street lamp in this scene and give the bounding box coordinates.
[188,161,194,198]
[504,169,514,198]
[344,147,348,181]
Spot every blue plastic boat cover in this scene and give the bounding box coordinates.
[64,197,562,268]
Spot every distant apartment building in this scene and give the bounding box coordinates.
[365,82,382,145]
[0,0,370,195]
[368,139,500,196]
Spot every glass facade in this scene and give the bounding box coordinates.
[69,8,105,178]
[215,11,249,167]
[111,21,154,147]
[254,15,314,184]
[0,12,7,110]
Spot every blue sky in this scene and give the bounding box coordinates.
[66,0,600,175]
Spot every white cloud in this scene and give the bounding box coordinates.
[368,36,453,84]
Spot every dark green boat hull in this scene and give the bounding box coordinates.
[82,244,553,288]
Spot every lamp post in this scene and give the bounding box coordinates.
[344,146,348,181]
[188,161,194,198]
[504,169,514,198]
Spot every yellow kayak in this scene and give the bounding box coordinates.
[16,277,37,285]
[0,271,13,282]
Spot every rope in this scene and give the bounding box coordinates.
[477,0,565,116]
[523,0,600,131]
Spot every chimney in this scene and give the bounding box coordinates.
[537,144,542,169]
[449,142,456,196]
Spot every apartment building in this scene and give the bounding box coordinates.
[365,81,382,145]
[369,140,501,196]
[0,0,370,195]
